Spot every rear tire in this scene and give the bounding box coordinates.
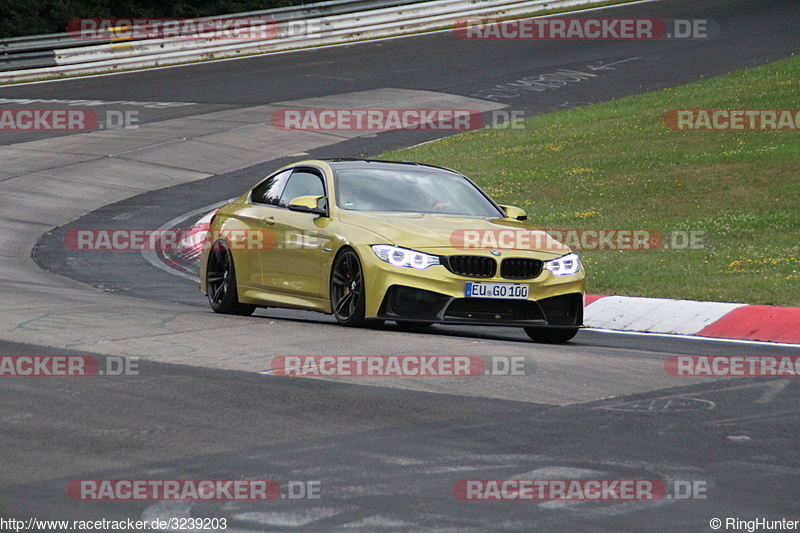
[524,327,579,344]
[206,241,256,316]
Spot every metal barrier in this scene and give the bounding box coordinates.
[0,0,613,82]
[0,0,420,72]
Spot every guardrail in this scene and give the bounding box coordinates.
[0,0,612,83]
[0,0,408,72]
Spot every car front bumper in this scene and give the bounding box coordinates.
[358,245,586,327]
[378,286,583,327]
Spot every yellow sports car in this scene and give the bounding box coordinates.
[200,159,585,343]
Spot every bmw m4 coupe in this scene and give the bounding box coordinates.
[200,159,585,343]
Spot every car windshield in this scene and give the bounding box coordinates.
[334,166,504,217]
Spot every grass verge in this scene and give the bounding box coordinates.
[379,56,800,306]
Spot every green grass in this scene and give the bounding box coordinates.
[379,56,800,306]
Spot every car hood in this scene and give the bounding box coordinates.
[338,211,571,256]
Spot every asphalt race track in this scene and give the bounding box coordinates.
[1,0,800,530]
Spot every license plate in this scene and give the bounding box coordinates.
[465,282,529,299]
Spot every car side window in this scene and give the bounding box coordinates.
[278,169,325,208]
[250,169,292,205]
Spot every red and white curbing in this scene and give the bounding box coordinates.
[585,295,800,345]
[176,209,216,261]
[178,211,800,345]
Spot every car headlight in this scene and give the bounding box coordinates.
[544,253,581,276]
[372,245,440,269]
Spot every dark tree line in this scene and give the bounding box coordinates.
[0,0,312,38]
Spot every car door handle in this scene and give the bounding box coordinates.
[263,216,275,225]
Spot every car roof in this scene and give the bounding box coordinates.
[320,159,459,174]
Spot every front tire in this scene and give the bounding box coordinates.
[330,248,368,327]
[524,326,579,344]
[206,241,256,316]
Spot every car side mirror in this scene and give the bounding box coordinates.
[288,195,327,216]
[499,204,528,221]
